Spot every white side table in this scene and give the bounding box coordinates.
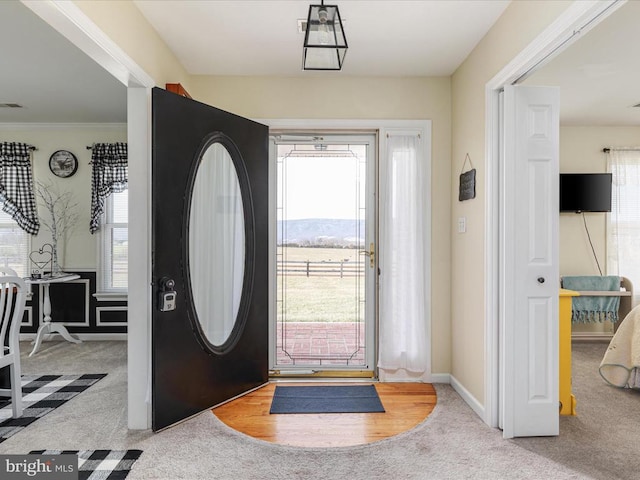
[26,273,82,357]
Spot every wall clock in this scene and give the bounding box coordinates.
[49,150,78,178]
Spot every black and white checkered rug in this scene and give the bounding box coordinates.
[30,449,142,480]
[0,373,106,443]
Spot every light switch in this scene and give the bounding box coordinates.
[458,216,466,233]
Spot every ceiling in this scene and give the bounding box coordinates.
[1,0,639,127]
[522,0,640,126]
[0,0,508,123]
[132,0,510,77]
[0,0,127,124]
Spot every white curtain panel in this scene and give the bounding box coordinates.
[378,133,429,381]
[607,149,640,306]
[189,145,244,346]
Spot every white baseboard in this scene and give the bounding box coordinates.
[430,373,450,384]
[20,333,127,341]
[450,374,485,420]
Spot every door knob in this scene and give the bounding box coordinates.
[537,277,545,284]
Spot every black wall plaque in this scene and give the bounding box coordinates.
[459,153,476,201]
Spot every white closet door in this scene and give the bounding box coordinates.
[501,85,560,438]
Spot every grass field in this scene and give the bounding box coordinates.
[277,246,366,323]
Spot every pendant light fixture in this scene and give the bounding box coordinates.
[302,0,348,70]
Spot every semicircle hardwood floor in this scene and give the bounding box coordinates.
[212,382,437,448]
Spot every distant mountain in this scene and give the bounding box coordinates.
[277,219,365,247]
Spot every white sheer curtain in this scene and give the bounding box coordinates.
[189,144,244,346]
[378,133,429,381]
[607,148,640,306]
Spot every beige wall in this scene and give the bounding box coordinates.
[450,1,572,404]
[0,124,127,270]
[190,75,453,375]
[559,126,640,276]
[559,125,640,334]
[190,76,447,120]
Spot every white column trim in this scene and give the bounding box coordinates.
[127,87,153,429]
[21,0,155,88]
[21,0,156,430]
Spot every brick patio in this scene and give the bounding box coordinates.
[275,322,366,366]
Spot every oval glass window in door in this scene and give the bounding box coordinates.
[188,142,245,347]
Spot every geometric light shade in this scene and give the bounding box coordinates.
[303,1,348,70]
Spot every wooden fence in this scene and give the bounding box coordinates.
[278,260,364,278]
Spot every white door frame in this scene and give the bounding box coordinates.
[484,0,624,428]
[21,0,155,429]
[269,133,377,373]
[263,119,432,381]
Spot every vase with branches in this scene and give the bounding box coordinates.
[35,181,79,275]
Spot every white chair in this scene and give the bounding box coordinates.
[0,274,26,418]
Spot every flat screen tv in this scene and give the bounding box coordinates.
[559,173,612,212]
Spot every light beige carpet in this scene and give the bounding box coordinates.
[0,340,637,479]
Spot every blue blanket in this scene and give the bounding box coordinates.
[562,275,620,323]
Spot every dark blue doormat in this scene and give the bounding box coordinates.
[269,385,385,414]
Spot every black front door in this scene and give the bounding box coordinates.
[151,87,268,431]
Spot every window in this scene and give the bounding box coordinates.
[98,189,128,292]
[0,207,30,277]
[607,149,640,306]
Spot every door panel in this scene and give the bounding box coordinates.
[270,136,376,374]
[152,87,268,431]
[502,85,559,438]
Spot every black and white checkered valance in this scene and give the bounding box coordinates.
[0,142,40,235]
[90,142,128,233]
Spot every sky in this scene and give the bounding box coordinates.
[278,146,368,220]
